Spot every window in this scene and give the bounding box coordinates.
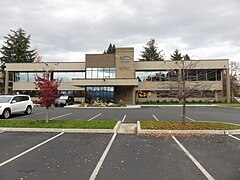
[53,72,85,82]
[86,68,115,79]
[136,70,178,82]
[86,86,115,103]
[14,72,43,82]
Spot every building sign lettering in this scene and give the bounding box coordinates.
[120,56,131,61]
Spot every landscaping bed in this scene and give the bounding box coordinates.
[141,121,240,130]
[0,120,117,129]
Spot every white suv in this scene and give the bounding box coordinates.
[0,95,34,119]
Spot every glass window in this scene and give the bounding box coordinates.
[86,86,114,103]
[216,70,221,81]
[207,70,216,81]
[86,68,92,79]
[14,72,43,82]
[98,68,104,79]
[54,72,85,82]
[86,68,115,79]
[136,71,176,82]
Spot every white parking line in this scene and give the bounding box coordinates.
[121,115,126,122]
[152,115,159,121]
[0,132,64,167]
[186,116,196,122]
[88,113,102,121]
[181,115,196,122]
[228,134,240,141]
[172,136,214,180]
[49,113,72,120]
[89,132,117,180]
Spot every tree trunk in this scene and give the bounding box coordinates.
[181,60,186,125]
[46,108,49,123]
[182,97,186,125]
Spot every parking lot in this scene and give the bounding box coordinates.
[0,106,240,179]
[9,106,240,124]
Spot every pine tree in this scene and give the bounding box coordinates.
[170,49,183,61]
[103,43,116,54]
[0,28,36,64]
[184,54,190,60]
[140,39,164,61]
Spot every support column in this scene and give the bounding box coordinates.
[132,87,136,105]
[4,71,9,94]
[226,68,231,103]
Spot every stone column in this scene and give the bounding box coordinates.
[4,71,9,94]
[226,68,231,103]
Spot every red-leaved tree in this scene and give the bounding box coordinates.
[34,71,61,123]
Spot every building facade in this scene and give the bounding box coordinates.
[4,48,231,104]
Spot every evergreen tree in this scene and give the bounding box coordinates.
[0,28,36,64]
[140,39,164,61]
[184,54,190,60]
[170,49,183,61]
[103,43,116,54]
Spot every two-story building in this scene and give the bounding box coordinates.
[4,47,231,104]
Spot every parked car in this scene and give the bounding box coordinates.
[0,95,34,119]
[55,95,74,107]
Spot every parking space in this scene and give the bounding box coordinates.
[177,135,240,180]
[0,132,239,180]
[0,132,57,162]
[185,106,240,124]
[0,132,111,180]
[97,134,206,180]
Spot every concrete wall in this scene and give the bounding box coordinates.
[13,82,84,91]
[86,54,115,68]
[115,48,135,78]
[135,59,229,70]
[5,62,85,71]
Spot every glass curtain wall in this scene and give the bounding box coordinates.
[86,68,115,79]
[86,86,114,103]
[14,72,43,82]
[53,72,85,82]
[136,69,221,82]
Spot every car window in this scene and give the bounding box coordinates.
[19,96,29,101]
[0,96,12,103]
[12,96,20,102]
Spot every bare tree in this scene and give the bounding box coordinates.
[225,61,240,101]
[166,59,217,124]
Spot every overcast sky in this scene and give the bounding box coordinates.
[0,0,240,62]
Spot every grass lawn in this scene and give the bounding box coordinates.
[141,121,240,130]
[0,120,117,129]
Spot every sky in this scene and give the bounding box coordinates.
[0,0,240,62]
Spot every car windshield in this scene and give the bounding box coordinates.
[0,96,12,103]
[59,96,68,100]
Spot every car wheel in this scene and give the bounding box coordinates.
[2,109,11,119]
[25,106,32,115]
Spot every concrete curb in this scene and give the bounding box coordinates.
[0,121,122,134]
[137,121,240,135]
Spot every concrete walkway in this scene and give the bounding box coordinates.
[117,123,137,134]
